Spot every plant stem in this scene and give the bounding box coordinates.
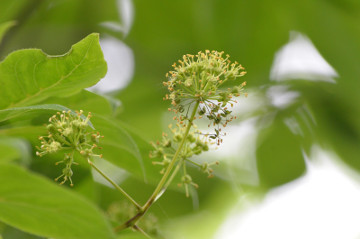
[87,158,142,210]
[164,160,182,190]
[115,101,200,231]
[145,103,198,205]
[133,225,153,239]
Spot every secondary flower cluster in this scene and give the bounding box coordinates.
[150,124,218,196]
[150,124,210,171]
[36,110,103,186]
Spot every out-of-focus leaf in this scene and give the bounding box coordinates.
[0,21,15,44]
[0,0,123,57]
[116,77,166,138]
[91,115,161,184]
[1,225,45,239]
[45,90,113,116]
[0,1,29,23]
[0,163,115,239]
[116,230,148,239]
[307,90,360,171]
[0,137,31,165]
[0,33,107,109]
[256,118,306,188]
[163,182,243,239]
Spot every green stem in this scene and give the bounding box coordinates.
[87,158,142,210]
[115,101,200,231]
[163,160,182,190]
[133,225,153,239]
[144,100,199,207]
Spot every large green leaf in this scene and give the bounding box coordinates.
[0,33,107,110]
[0,163,115,239]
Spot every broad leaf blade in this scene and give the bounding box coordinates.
[0,33,107,109]
[0,163,115,239]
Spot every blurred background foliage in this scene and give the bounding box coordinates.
[0,0,360,238]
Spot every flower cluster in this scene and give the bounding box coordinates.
[150,124,217,196]
[163,50,247,110]
[150,124,209,170]
[151,50,247,196]
[164,50,247,144]
[36,110,103,186]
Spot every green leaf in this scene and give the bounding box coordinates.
[0,104,70,123]
[0,137,31,165]
[90,115,146,179]
[0,163,115,239]
[0,21,15,44]
[2,224,45,239]
[45,90,113,116]
[93,117,164,185]
[256,119,306,188]
[0,1,29,24]
[0,0,124,57]
[0,33,107,110]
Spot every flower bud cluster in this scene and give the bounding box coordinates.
[36,110,104,186]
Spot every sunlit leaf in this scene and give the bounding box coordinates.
[0,33,107,110]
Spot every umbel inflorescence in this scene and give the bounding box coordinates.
[36,110,103,186]
[164,50,246,108]
[151,50,247,196]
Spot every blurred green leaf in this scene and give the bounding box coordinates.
[0,163,115,239]
[91,115,158,183]
[0,1,29,23]
[45,90,114,116]
[0,137,31,165]
[256,118,306,188]
[0,21,15,44]
[0,33,106,110]
[116,230,148,239]
[0,0,123,57]
[163,182,242,239]
[1,225,44,239]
